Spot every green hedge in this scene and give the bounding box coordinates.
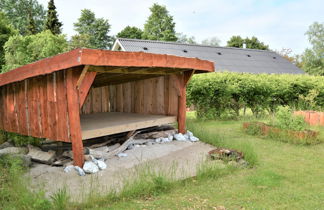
[187,72,324,119]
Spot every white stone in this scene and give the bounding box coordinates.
[189,136,199,142]
[187,130,194,137]
[159,138,168,143]
[74,166,86,176]
[63,165,74,173]
[168,134,173,141]
[174,133,187,141]
[83,161,99,174]
[117,153,128,157]
[97,160,107,170]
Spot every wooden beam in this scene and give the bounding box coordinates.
[90,66,184,75]
[93,74,162,87]
[76,65,90,89]
[66,69,84,167]
[177,70,195,134]
[184,70,195,85]
[78,69,97,108]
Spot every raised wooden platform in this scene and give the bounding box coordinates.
[80,112,177,140]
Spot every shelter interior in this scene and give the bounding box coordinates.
[79,65,193,140]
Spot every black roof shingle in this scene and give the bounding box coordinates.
[114,38,304,74]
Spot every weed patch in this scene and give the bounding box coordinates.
[0,155,52,210]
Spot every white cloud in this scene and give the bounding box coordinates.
[38,0,324,54]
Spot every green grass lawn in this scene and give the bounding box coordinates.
[1,113,324,209]
[102,114,324,209]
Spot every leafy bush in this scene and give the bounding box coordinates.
[2,30,68,72]
[187,72,324,119]
[1,132,43,146]
[0,155,52,209]
[270,106,307,131]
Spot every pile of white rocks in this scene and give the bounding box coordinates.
[64,155,107,176]
[155,130,199,143]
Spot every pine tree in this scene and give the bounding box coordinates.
[27,9,37,35]
[142,3,177,41]
[73,9,112,49]
[45,0,62,35]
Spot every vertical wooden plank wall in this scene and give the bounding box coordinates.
[81,74,182,116]
[0,70,77,142]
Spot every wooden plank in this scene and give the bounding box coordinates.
[81,88,93,114]
[116,84,123,112]
[66,69,84,167]
[17,82,28,135]
[56,71,69,142]
[12,84,19,133]
[35,77,43,137]
[155,76,165,114]
[143,78,153,114]
[92,87,102,113]
[39,76,49,138]
[0,87,4,130]
[168,75,178,116]
[27,78,37,137]
[78,71,97,108]
[123,82,131,113]
[2,87,8,131]
[46,73,58,140]
[164,76,170,115]
[109,85,116,112]
[101,86,110,112]
[134,80,144,113]
[130,82,135,113]
[5,85,13,132]
[80,112,177,140]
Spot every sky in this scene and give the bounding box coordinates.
[37,0,324,54]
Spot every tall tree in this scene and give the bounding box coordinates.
[227,35,269,50]
[0,12,16,72]
[176,33,197,44]
[45,0,62,35]
[117,26,143,39]
[226,35,244,48]
[302,22,324,75]
[73,9,112,49]
[142,3,177,41]
[27,9,37,35]
[3,30,67,72]
[0,0,46,35]
[201,37,221,46]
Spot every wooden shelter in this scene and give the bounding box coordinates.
[0,49,214,166]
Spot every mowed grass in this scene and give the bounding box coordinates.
[2,112,324,209]
[102,113,324,209]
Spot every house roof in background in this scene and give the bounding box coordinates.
[114,38,304,74]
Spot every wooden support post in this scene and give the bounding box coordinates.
[78,68,97,108]
[177,70,195,134]
[66,70,84,167]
